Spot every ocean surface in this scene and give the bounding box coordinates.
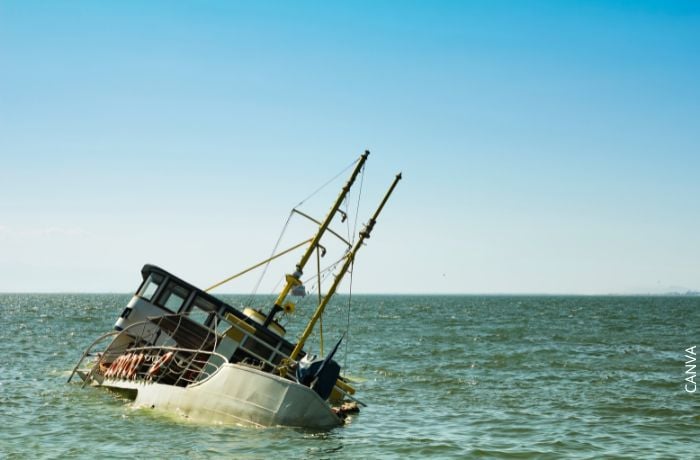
[0,294,697,459]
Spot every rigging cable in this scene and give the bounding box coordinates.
[317,245,324,357]
[248,210,294,308]
[294,158,358,208]
[352,164,365,242]
[247,158,359,308]
[344,163,365,375]
[278,245,344,330]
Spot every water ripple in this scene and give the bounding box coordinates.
[0,294,697,458]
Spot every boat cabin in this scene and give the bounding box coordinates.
[114,264,299,373]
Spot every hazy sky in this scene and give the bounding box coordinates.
[1,1,698,294]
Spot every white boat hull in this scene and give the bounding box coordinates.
[93,363,342,428]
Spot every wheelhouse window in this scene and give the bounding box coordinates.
[189,307,209,326]
[138,273,164,301]
[157,282,190,312]
[188,296,217,327]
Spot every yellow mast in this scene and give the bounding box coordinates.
[288,172,402,361]
[263,150,370,327]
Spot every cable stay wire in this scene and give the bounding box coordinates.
[294,157,358,209]
[238,155,366,371]
[294,159,364,208]
[344,258,354,376]
[246,157,360,307]
[352,165,365,245]
[247,210,294,307]
[343,163,364,375]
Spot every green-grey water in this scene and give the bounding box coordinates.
[1,294,698,458]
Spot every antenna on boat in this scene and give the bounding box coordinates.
[262,150,370,327]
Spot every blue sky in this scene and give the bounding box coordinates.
[1,1,698,294]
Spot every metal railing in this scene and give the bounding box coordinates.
[69,310,360,405]
[100,345,228,387]
[73,311,292,387]
[67,330,120,384]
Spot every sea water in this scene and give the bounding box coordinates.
[0,294,697,458]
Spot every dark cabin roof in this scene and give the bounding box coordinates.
[139,264,298,353]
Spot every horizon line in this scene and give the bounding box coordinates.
[1,291,698,297]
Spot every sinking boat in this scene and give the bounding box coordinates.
[68,151,400,428]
